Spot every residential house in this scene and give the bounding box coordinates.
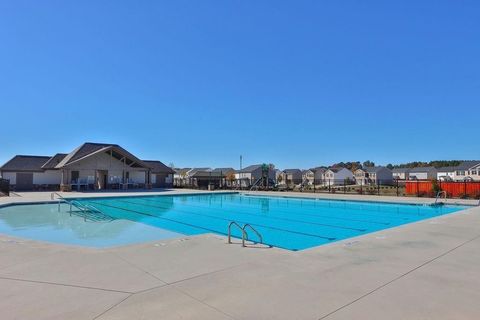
[322,168,354,186]
[436,167,456,181]
[173,168,191,186]
[212,168,236,187]
[282,169,303,186]
[354,167,393,185]
[392,168,410,180]
[302,169,315,185]
[408,167,438,180]
[235,164,276,188]
[0,142,174,191]
[451,161,480,181]
[311,167,327,184]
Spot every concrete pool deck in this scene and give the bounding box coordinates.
[1,190,480,319]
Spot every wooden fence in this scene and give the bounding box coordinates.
[405,180,480,198]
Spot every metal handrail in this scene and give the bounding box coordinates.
[434,191,447,204]
[51,192,65,211]
[227,221,246,245]
[242,224,263,247]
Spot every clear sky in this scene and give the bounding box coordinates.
[0,1,479,169]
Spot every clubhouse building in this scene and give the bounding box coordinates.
[0,142,174,191]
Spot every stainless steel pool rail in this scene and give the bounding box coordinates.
[51,192,64,211]
[434,191,447,205]
[242,224,263,247]
[50,192,113,222]
[227,221,264,247]
[228,222,246,245]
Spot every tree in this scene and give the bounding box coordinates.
[168,162,175,169]
[277,174,283,184]
[363,160,375,168]
[226,172,236,183]
[386,163,394,169]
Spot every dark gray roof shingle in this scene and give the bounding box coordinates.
[41,153,68,169]
[143,160,175,174]
[0,155,51,172]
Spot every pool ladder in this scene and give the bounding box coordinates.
[227,221,265,247]
[434,191,447,205]
[51,192,113,222]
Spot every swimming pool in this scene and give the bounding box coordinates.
[0,193,468,250]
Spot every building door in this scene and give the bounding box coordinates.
[71,171,79,183]
[156,174,166,187]
[96,170,108,190]
[16,173,33,191]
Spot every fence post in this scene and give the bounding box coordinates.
[328,180,331,193]
[360,180,363,195]
[417,180,419,197]
[464,181,467,198]
[377,180,380,195]
[396,179,399,196]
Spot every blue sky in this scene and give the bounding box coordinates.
[0,1,479,169]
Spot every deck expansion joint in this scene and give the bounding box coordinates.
[0,275,135,294]
[317,232,480,319]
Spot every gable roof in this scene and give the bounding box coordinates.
[392,168,410,173]
[41,153,68,169]
[0,155,52,172]
[362,166,391,173]
[55,142,149,169]
[456,161,480,170]
[211,168,235,173]
[437,166,457,172]
[408,166,437,173]
[187,168,211,176]
[143,160,175,174]
[283,169,302,174]
[237,164,262,173]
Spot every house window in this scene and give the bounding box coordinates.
[472,170,477,175]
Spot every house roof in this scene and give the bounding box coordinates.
[283,169,302,174]
[55,142,149,169]
[311,167,327,173]
[187,168,211,176]
[456,161,480,170]
[41,153,68,169]
[392,168,410,173]
[437,166,457,172]
[143,160,175,174]
[327,167,342,173]
[0,155,52,172]
[191,170,225,178]
[408,166,437,173]
[237,164,262,173]
[362,166,391,173]
[174,168,191,175]
[211,168,235,173]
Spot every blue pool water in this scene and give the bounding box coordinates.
[0,193,468,250]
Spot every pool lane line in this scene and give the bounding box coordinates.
[144,196,393,226]
[131,197,380,230]
[88,200,338,241]
[115,198,368,233]
[201,197,436,220]
[81,201,318,251]
[170,194,430,219]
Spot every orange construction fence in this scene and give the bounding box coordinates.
[405,181,480,198]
